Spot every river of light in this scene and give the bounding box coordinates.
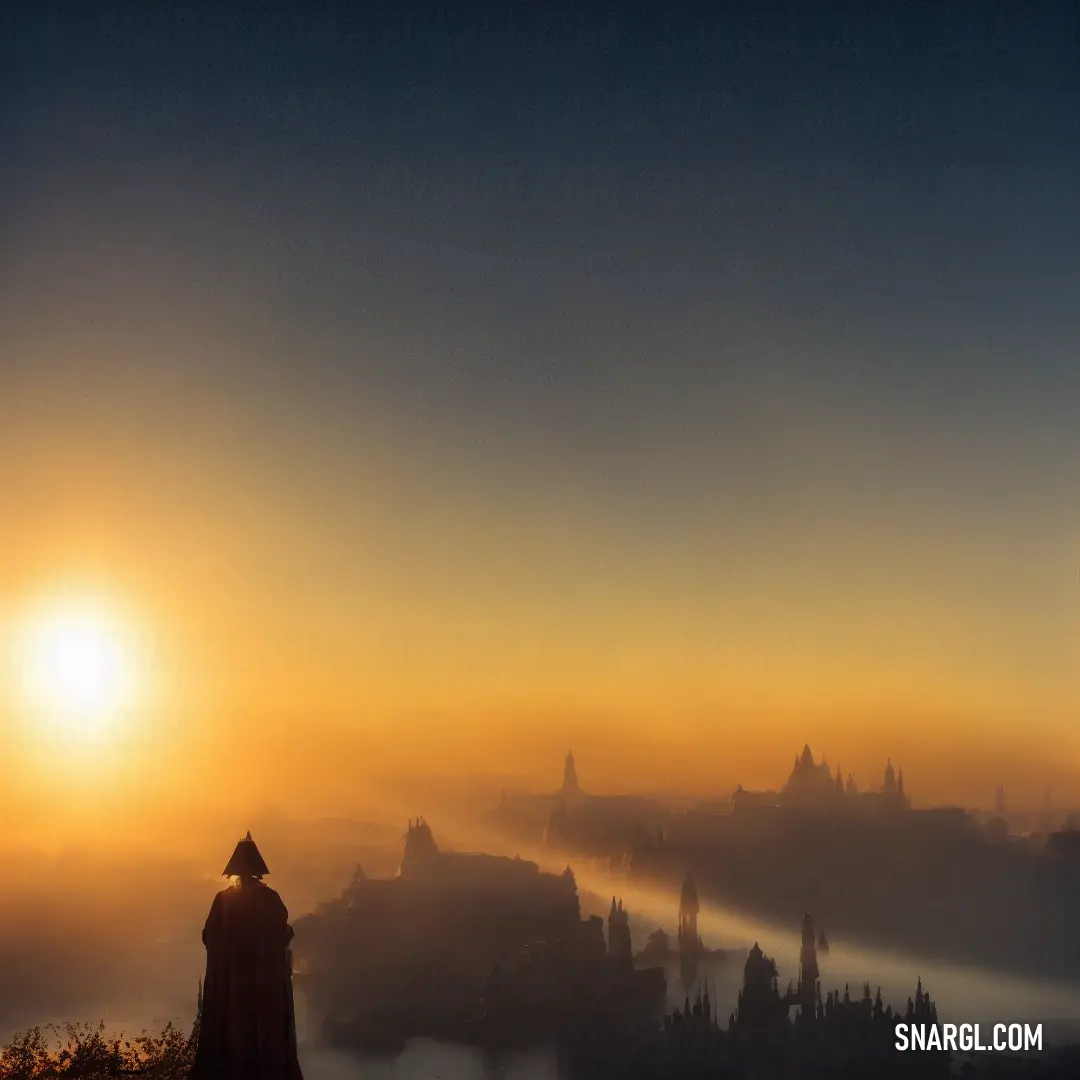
[562,856,1080,1043]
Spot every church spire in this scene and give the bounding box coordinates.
[562,749,580,798]
[883,757,897,796]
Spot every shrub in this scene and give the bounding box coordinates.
[0,987,200,1078]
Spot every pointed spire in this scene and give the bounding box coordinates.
[884,757,896,794]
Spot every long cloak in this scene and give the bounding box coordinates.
[191,880,303,1080]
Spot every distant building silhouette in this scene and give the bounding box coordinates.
[541,751,664,851]
[677,871,704,986]
[731,941,786,1046]
[677,872,700,953]
[731,744,911,813]
[721,914,946,1074]
[562,749,581,800]
[607,897,633,975]
[295,818,590,1044]
[797,910,820,1019]
[636,926,672,967]
[398,817,440,879]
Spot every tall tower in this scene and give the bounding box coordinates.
[562,750,580,797]
[607,897,633,975]
[799,910,819,1018]
[678,871,702,989]
[883,759,897,798]
[678,872,700,953]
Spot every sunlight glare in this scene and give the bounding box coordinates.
[21,605,133,735]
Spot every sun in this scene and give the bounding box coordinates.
[21,605,132,733]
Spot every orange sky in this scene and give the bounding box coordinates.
[3,364,1079,830]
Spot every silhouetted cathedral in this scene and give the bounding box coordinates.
[731,744,912,812]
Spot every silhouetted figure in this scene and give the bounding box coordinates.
[191,833,303,1080]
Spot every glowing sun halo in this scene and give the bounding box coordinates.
[22,607,132,730]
